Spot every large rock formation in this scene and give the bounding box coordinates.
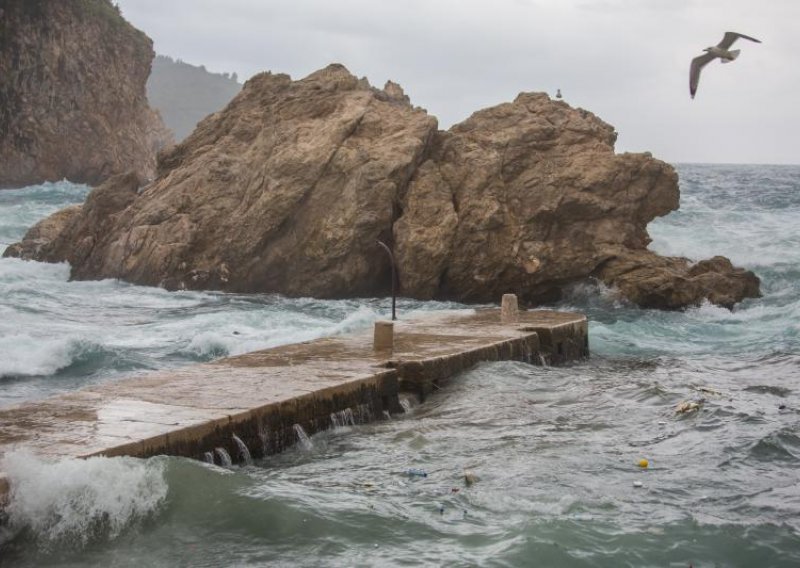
[4,63,761,309]
[394,94,678,303]
[0,0,172,189]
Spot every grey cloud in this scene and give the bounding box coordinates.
[117,0,799,164]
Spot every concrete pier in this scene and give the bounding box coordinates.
[0,308,588,505]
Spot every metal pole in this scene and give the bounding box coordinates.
[376,240,397,321]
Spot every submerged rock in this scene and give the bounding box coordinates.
[0,0,172,189]
[4,63,760,309]
[596,250,761,310]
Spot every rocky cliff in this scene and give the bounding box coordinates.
[0,0,172,189]
[4,63,760,309]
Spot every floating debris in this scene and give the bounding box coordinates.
[676,399,705,414]
[406,468,428,478]
[464,470,477,486]
[638,458,649,469]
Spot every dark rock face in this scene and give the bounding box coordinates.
[4,63,761,310]
[0,0,172,189]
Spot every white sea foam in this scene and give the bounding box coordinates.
[1,450,167,545]
[0,181,90,249]
[329,304,381,334]
[0,256,72,284]
[0,334,79,378]
[182,303,382,358]
[649,166,800,269]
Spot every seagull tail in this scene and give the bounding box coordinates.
[721,49,740,63]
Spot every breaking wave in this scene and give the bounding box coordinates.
[1,451,167,548]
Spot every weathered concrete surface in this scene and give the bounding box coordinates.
[0,308,587,505]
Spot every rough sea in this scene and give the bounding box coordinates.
[0,163,798,567]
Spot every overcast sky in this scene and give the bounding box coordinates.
[116,0,798,165]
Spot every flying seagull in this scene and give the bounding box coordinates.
[689,32,761,99]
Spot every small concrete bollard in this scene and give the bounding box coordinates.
[500,294,519,323]
[374,320,394,351]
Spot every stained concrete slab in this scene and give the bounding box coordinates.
[0,308,587,505]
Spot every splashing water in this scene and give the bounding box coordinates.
[0,450,167,547]
[398,393,419,414]
[257,424,270,456]
[232,434,253,465]
[293,424,313,451]
[214,448,232,467]
[354,403,373,424]
[330,408,356,429]
[1,166,799,566]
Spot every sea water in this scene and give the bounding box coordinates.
[0,165,798,566]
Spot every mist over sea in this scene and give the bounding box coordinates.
[1,164,799,566]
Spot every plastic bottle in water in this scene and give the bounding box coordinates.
[406,468,428,477]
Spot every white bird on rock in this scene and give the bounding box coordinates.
[689,31,761,99]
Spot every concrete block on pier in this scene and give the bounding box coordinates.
[374,320,394,351]
[501,293,519,323]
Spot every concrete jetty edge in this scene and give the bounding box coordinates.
[0,307,588,507]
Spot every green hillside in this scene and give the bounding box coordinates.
[147,55,241,141]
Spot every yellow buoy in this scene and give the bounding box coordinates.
[638,458,649,469]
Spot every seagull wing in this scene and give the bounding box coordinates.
[717,31,762,49]
[689,52,717,98]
